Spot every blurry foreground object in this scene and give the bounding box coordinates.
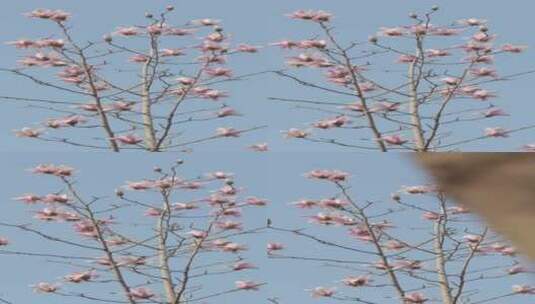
[416,153,535,259]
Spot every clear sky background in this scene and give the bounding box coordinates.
[1,0,535,151]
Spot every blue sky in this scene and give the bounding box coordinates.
[1,0,535,151]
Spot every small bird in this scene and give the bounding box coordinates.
[266,218,272,227]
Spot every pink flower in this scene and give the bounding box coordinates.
[14,194,41,204]
[33,282,59,293]
[442,77,461,86]
[404,292,428,303]
[6,39,35,48]
[114,134,143,145]
[342,276,370,287]
[371,102,400,112]
[32,164,74,176]
[501,44,527,53]
[198,89,229,100]
[200,41,227,52]
[431,27,462,36]
[508,265,528,275]
[34,39,65,48]
[176,77,195,86]
[448,206,470,214]
[34,207,61,221]
[192,18,220,26]
[236,44,259,53]
[380,135,407,146]
[15,127,42,138]
[267,242,284,254]
[129,287,155,299]
[483,108,507,118]
[114,26,140,36]
[310,287,336,298]
[42,193,69,204]
[129,54,150,63]
[26,9,70,22]
[422,211,441,221]
[485,127,508,138]
[165,28,194,36]
[144,208,162,217]
[235,280,262,290]
[232,261,256,271]
[246,197,268,206]
[147,24,167,35]
[0,237,9,246]
[271,40,300,49]
[206,32,225,42]
[512,285,535,294]
[319,198,347,209]
[379,27,406,37]
[207,171,233,179]
[313,116,350,129]
[220,208,242,217]
[425,49,451,58]
[306,169,349,182]
[385,240,406,251]
[111,101,134,112]
[463,234,482,243]
[471,89,496,101]
[205,67,233,78]
[522,144,535,152]
[469,54,494,64]
[287,53,333,68]
[458,18,487,26]
[160,48,184,57]
[472,32,495,43]
[292,199,318,209]
[499,246,516,256]
[126,180,154,190]
[173,202,198,210]
[189,230,208,239]
[402,185,434,194]
[64,270,97,283]
[463,42,492,53]
[288,10,332,22]
[349,227,373,242]
[216,127,241,137]
[73,220,99,238]
[297,39,327,49]
[308,212,338,225]
[397,54,418,63]
[221,242,247,253]
[470,67,498,78]
[393,260,421,270]
[248,143,268,152]
[217,221,242,231]
[284,128,309,139]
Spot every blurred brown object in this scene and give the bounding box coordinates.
[415,153,535,259]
